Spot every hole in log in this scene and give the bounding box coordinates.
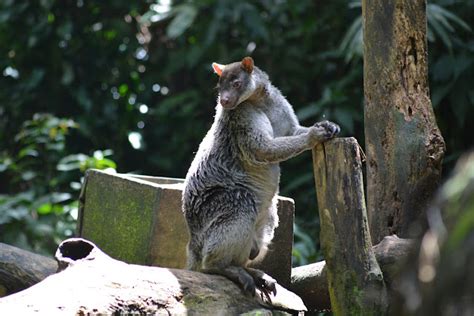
[369,159,377,169]
[409,37,417,64]
[387,215,394,230]
[408,106,413,116]
[59,239,94,260]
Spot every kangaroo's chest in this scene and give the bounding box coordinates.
[264,103,292,137]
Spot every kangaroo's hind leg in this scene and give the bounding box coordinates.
[199,189,259,295]
[245,267,277,300]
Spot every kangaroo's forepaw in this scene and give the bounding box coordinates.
[313,120,340,139]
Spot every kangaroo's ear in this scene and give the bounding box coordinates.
[241,57,254,73]
[212,62,225,77]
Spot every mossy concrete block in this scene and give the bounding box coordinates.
[250,197,294,287]
[78,169,294,287]
[78,169,188,269]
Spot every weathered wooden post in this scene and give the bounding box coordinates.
[362,0,445,244]
[312,138,387,315]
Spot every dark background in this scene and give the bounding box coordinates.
[0,0,472,265]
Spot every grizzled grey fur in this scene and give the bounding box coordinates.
[182,57,339,296]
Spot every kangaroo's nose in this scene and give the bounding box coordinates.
[220,96,230,106]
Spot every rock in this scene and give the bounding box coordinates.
[78,169,295,287]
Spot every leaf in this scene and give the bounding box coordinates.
[428,4,472,33]
[428,12,452,51]
[70,182,82,191]
[339,16,363,62]
[284,173,313,193]
[25,68,45,90]
[453,54,473,80]
[119,84,129,96]
[37,202,53,215]
[21,171,36,181]
[241,3,269,41]
[204,15,220,46]
[296,103,322,122]
[40,0,54,10]
[18,147,39,158]
[93,157,117,170]
[0,157,13,172]
[166,4,197,39]
[33,193,72,215]
[74,87,93,112]
[46,142,65,152]
[432,54,454,81]
[427,28,435,42]
[101,149,114,157]
[49,192,72,203]
[61,62,74,86]
[0,10,12,23]
[154,90,200,116]
[349,1,361,9]
[429,4,455,33]
[431,82,453,107]
[56,20,73,40]
[57,154,88,171]
[0,206,29,223]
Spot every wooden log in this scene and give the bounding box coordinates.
[0,238,306,315]
[312,137,388,315]
[290,235,414,311]
[0,243,57,297]
[290,260,329,312]
[362,0,445,244]
[0,235,413,312]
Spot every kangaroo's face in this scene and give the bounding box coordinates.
[212,57,255,110]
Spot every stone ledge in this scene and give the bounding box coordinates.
[78,169,294,287]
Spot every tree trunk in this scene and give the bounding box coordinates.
[290,235,414,312]
[0,243,57,297]
[0,238,306,315]
[362,0,445,244]
[312,138,387,315]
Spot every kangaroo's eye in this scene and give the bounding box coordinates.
[232,81,241,88]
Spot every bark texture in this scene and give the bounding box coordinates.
[0,243,57,297]
[362,0,445,244]
[290,235,414,312]
[312,138,387,315]
[0,238,306,315]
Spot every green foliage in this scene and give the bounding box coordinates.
[0,0,472,263]
[394,153,474,315]
[292,221,322,267]
[440,154,474,251]
[427,3,472,51]
[338,1,472,60]
[0,114,116,254]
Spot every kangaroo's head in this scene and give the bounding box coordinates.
[212,57,256,110]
